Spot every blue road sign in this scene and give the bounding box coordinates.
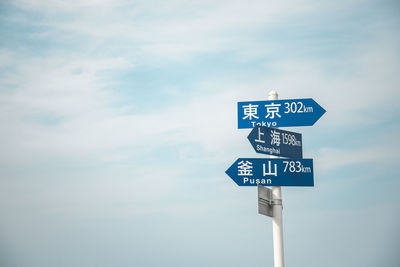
[237,98,326,129]
[225,158,313,186]
[248,126,302,158]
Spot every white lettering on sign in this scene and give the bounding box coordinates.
[255,127,265,143]
[283,102,314,114]
[270,130,281,146]
[256,144,280,154]
[251,121,277,127]
[263,161,277,177]
[243,178,272,185]
[265,103,281,119]
[237,160,253,176]
[281,133,301,146]
[242,104,259,120]
[283,161,311,173]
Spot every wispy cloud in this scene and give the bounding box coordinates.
[317,144,398,172]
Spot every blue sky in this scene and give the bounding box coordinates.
[0,0,399,266]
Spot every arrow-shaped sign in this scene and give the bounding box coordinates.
[237,98,326,129]
[225,158,314,186]
[248,126,303,158]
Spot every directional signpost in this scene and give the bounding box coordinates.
[238,98,326,128]
[226,91,326,267]
[248,126,303,158]
[225,158,313,186]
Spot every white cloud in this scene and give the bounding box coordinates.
[8,0,332,63]
[1,38,399,167]
[317,142,397,172]
[1,0,399,177]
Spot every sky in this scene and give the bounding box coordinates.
[0,0,399,266]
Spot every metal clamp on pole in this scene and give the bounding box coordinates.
[259,198,282,206]
[271,199,282,206]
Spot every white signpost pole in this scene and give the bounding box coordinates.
[268,90,285,267]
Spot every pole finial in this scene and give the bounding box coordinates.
[268,90,278,100]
